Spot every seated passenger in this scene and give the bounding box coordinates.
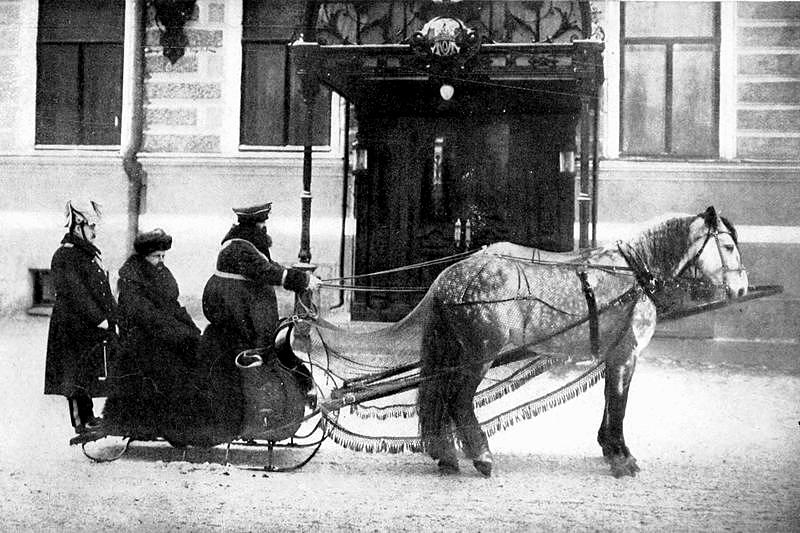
[103,228,200,441]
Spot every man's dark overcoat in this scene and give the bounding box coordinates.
[190,224,309,445]
[44,233,116,397]
[102,254,200,439]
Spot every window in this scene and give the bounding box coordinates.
[35,0,124,146]
[30,269,55,306]
[620,2,719,157]
[241,0,331,147]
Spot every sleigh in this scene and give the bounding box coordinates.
[74,278,783,472]
[77,275,781,472]
[76,212,782,475]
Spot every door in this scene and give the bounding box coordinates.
[352,113,576,321]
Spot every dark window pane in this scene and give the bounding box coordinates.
[38,0,125,43]
[622,44,666,155]
[625,2,715,38]
[241,0,333,147]
[36,44,81,144]
[286,58,332,146]
[672,44,716,156]
[240,42,287,146]
[82,44,123,145]
[36,1,123,146]
[243,0,303,41]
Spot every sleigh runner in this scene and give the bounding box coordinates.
[77,208,781,476]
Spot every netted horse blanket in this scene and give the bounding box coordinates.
[290,250,645,453]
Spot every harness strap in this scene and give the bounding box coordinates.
[213,238,268,281]
[578,271,600,357]
[616,241,658,302]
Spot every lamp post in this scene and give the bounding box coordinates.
[293,42,320,320]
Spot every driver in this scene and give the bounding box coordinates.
[189,202,321,443]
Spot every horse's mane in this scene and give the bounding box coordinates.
[626,214,696,278]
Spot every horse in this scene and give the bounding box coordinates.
[417,206,748,477]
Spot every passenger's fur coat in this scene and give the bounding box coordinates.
[102,254,200,441]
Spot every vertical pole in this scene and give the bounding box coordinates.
[591,95,600,248]
[296,1,319,270]
[297,92,316,266]
[579,95,591,249]
[293,72,319,322]
[292,41,320,319]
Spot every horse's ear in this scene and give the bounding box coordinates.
[700,206,718,229]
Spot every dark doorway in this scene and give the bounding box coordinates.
[352,110,577,321]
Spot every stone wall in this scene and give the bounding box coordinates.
[736,2,800,159]
[143,0,227,153]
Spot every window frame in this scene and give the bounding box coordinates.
[239,39,334,150]
[619,2,721,158]
[35,0,124,149]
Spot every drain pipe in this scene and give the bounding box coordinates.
[121,0,147,252]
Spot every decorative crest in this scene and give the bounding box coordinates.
[411,17,480,71]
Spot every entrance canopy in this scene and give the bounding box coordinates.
[291,2,604,320]
[293,1,604,254]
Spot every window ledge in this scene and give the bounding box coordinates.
[34,144,121,151]
[27,305,53,317]
[599,158,800,179]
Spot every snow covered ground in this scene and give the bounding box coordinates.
[1,315,798,532]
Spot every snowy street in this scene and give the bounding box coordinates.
[1,315,798,532]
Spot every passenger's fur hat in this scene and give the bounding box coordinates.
[134,228,173,256]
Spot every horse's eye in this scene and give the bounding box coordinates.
[724,245,735,253]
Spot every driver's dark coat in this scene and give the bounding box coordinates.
[203,226,307,349]
[44,233,116,397]
[186,224,309,445]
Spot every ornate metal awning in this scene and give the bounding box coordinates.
[293,39,603,115]
[294,1,604,107]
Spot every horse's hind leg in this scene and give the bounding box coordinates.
[449,363,493,477]
[598,345,640,477]
[419,378,460,474]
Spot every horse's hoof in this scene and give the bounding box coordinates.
[609,455,640,478]
[437,458,460,475]
[472,450,493,477]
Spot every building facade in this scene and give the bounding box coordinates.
[0,1,797,351]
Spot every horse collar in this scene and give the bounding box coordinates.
[615,241,659,302]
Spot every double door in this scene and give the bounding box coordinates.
[352,113,576,321]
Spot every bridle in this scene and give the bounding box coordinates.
[676,226,747,298]
[617,223,747,304]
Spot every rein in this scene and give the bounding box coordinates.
[319,250,474,292]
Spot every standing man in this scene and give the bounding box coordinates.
[44,200,116,436]
[190,202,321,444]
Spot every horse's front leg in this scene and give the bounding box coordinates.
[598,352,639,477]
[597,301,655,477]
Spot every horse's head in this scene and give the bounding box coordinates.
[675,206,749,299]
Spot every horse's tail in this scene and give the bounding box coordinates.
[417,298,461,458]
